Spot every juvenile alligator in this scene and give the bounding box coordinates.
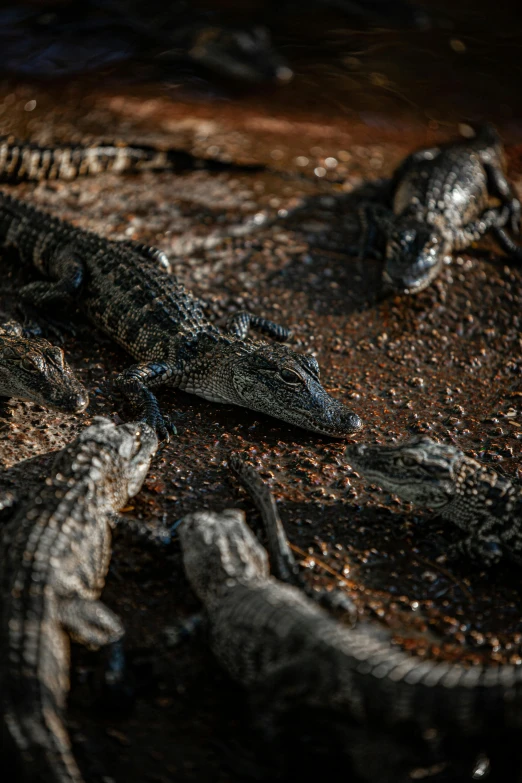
[179,456,522,767]
[0,134,264,184]
[0,191,362,439]
[358,124,521,293]
[346,436,522,566]
[0,319,88,414]
[0,416,158,783]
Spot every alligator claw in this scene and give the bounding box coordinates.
[145,411,177,444]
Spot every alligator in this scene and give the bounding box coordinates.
[0,416,158,783]
[356,124,522,293]
[0,319,88,414]
[0,134,264,184]
[0,191,362,440]
[178,453,522,776]
[346,435,522,567]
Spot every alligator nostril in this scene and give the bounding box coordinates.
[341,411,363,433]
[72,392,89,413]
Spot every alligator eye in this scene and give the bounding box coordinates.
[402,455,418,467]
[280,369,302,384]
[21,356,38,372]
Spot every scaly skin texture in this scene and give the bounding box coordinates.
[359,125,521,293]
[179,483,522,759]
[0,134,263,184]
[346,436,522,566]
[0,191,362,439]
[0,417,158,783]
[0,320,88,413]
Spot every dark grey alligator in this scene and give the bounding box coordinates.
[0,417,158,783]
[178,453,522,772]
[0,319,88,414]
[0,191,362,440]
[346,435,522,566]
[357,124,521,293]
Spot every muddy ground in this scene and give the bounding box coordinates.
[0,3,522,780]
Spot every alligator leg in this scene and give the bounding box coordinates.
[483,161,521,234]
[19,244,85,310]
[443,532,503,567]
[492,226,522,260]
[229,454,357,623]
[452,205,512,249]
[226,310,290,342]
[228,453,297,583]
[58,596,124,647]
[352,202,394,261]
[113,362,179,441]
[480,163,522,259]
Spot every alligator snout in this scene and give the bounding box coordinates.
[54,388,89,414]
[338,409,363,434]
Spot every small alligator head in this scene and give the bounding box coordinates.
[345,436,464,508]
[194,340,362,436]
[186,25,293,84]
[179,509,269,606]
[0,330,88,412]
[384,219,449,294]
[69,417,158,503]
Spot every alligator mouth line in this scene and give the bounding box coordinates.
[383,257,446,294]
[290,408,363,437]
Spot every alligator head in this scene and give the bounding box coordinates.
[65,417,159,503]
[179,508,269,606]
[189,339,362,437]
[0,329,88,413]
[345,436,463,508]
[383,219,450,294]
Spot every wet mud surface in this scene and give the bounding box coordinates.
[1,10,522,778]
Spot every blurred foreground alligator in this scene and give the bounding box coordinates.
[0,417,158,783]
[0,320,88,414]
[0,191,362,440]
[0,134,265,183]
[346,436,522,567]
[358,125,521,293]
[178,454,522,778]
